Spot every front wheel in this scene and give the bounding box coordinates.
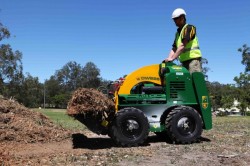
[165,106,203,144]
[111,107,149,147]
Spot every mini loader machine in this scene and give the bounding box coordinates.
[75,62,212,146]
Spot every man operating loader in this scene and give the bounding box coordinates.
[164,8,202,74]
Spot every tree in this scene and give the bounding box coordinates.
[207,81,223,111]
[207,82,237,112]
[52,93,69,108]
[238,44,250,73]
[220,84,236,110]
[1,22,46,107]
[232,44,250,115]
[233,72,250,115]
[82,62,101,88]
[45,61,101,108]
[0,22,24,98]
[44,76,64,108]
[0,22,10,41]
[54,61,102,90]
[201,57,210,78]
[55,61,83,91]
[0,44,23,82]
[20,74,43,107]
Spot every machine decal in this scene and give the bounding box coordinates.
[172,66,182,71]
[136,76,160,81]
[151,123,160,129]
[202,96,208,109]
[141,77,160,81]
[176,72,184,75]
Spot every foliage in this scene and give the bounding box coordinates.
[216,111,227,117]
[220,84,237,109]
[55,61,83,91]
[52,93,71,108]
[207,82,222,111]
[82,62,101,88]
[233,72,250,115]
[207,82,236,111]
[0,22,24,100]
[201,57,210,78]
[208,44,250,114]
[0,22,22,85]
[231,45,250,115]
[20,74,43,107]
[54,61,101,90]
[238,44,250,73]
[45,61,102,108]
[0,23,10,41]
[0,45,23,83]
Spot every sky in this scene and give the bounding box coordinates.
[1,0,250,84]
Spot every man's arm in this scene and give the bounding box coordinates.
[165,40,187,62]
[165,43,184,62]
[165,25,195,62]
[165,49,175,62]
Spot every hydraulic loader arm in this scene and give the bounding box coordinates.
[117,64,162,94]
[114,64,162,111]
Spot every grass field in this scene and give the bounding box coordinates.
[33,108,85,130]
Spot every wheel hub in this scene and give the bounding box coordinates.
[178,117,190,130]
[177,117,193,132]
[127,120,139,131]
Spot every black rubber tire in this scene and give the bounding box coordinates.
[165,106,203,144]
[111,107,149,147]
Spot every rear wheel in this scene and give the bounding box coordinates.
[111,107,149,147]
[165,106,203,144]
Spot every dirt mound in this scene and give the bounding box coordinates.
[67,88,115,116]
[0,98,70,144]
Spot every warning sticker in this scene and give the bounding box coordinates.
[202,96,208,109]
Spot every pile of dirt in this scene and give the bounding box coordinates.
[67,88,115,117]
[0,98,71,144]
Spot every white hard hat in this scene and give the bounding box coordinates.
[172,8,186,19]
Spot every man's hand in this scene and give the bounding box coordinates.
[165,57,174,62]
[165,49,176,62]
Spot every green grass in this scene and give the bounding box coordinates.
[33,108,85,130]
[214,116,250,131]
[203,116,250,149]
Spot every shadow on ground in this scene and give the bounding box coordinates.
[72,133,115,149]
[72,133,211,149]
[148,134,211,144]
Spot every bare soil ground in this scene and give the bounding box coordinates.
[1,98,250,166]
